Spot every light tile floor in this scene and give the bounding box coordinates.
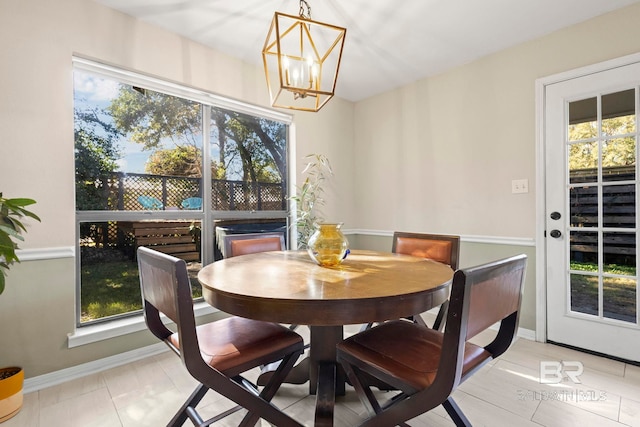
[4,317,640,427]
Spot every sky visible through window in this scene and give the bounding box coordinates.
[74,70,285,183]
[74,71,149,174]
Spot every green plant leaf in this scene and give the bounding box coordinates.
[4,196,36,205]
[290,154,333,248]
[0,224,23,240]
[0,193,40,294]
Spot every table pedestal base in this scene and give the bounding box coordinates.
[315,362,336,427]
[256,325,345,426]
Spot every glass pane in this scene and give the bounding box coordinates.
[602,89,636,137]
[602,138,636,182]
[80,220,202,324]
[570,273,598,316]
[569,97,597,141]
[603,185,636,228]
[209,107,288,211]
[570,230,598,268]
[569,142,598,184]
[74,71,203,211]
[603,277,636,323]
[603,232,636,275]
[569,187,597,227]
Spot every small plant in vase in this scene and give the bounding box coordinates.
[291,154,333,249]
[290,154,349,266]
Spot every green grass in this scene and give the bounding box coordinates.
[570,261,636,275]
[570,272,636,322]
[80,259,202,323]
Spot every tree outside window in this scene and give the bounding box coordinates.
[74,68,289,324]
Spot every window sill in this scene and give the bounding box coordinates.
[67,302,218,348]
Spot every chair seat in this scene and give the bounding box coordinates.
[169,316,303,377]
[338,320,491,391]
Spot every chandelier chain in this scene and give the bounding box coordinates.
[299,0,312,20]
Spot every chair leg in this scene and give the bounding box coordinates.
[238,351,303,427]
[258,351,300,402]
[442,397,472,427]
[341,362,382,416]
[432,300,449,332]
[167,383,209,427]
[198,405,243,427]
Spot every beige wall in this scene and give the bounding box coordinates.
[0,0,353,377]
[350,3,640,336]
[349,235,536,331]
[3,0,640,379]
[0,0,355,250]
[354,3,640,237]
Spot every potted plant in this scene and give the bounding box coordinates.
[0,192,40,422]
[290,154,334,249]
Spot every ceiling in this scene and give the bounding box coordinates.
[92,0,640,102]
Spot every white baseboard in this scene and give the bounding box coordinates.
[516,327,536,341]
[24,343,169,393]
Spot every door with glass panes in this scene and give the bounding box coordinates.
[545,62,640,362]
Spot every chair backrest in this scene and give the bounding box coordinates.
[223,232,285,258]
[392,232,460,269]
[137,246,198,360]
[181,197,202,210]
[138,195,164,210]
[439,254,527,388]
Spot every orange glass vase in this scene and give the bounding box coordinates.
[307,223,349,267]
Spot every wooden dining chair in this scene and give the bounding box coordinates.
[362,232,460,332]
[137,246,304,427]
[337,254,527,427]
[223,232,286,258]
[392,231,460,330]
[221,231,309,386]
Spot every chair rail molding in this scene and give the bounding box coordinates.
[346,229,535,247]
[16,246,75,261]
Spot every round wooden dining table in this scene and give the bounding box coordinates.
[197,249,453,426]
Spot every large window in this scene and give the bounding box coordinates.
[73,58,291,325]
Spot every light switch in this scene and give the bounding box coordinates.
[511,179,529,194]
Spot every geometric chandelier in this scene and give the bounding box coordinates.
[262,0,346,112]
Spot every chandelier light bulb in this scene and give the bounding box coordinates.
[262,0,346,111]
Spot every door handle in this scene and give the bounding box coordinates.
[550,211,561,220]
[550,230,562,238]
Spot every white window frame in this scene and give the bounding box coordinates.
[70,57,294,345]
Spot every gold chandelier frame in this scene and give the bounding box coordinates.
[262,5,346,112]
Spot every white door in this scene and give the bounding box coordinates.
[545,61,640,362]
